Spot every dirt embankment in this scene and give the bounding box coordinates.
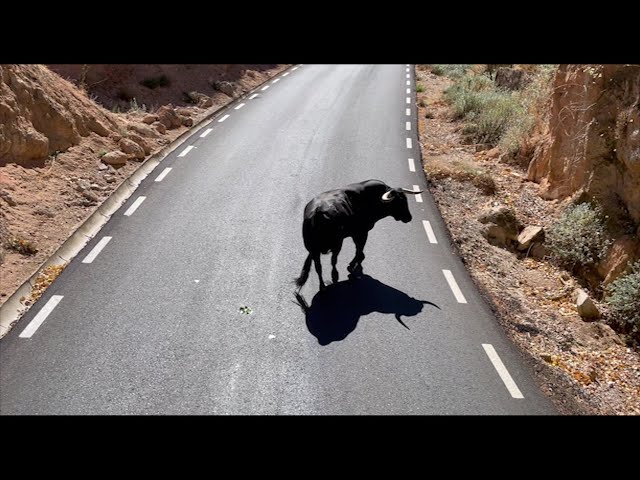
[47,64,279,110]
[528,65,640,286]
[415,65,640,415]
[0,64,287,311]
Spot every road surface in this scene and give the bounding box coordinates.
[0,65,558,414]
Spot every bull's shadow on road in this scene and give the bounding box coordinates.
[294,274,440,345]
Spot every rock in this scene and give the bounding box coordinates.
[128,123,159,139]
[527,65,640,224]
[574,322,623,350]
[98,163,108,171]
[597,234,640,286]
[90,183,102,190]
[213,80,237,98]
[517,226,545,251]
[486,147,501,159]
[104,175,116,183]
[82,190,99,202]
[142,114,158,124]
[119,138,145,160]
[176,108,193,117]
[495,67,531,91]
[0,190,17,206]
[180,116,193,127]
[75,179,91,192]
[151,121,166,135]
[109,132,122,143]
[187,91,213,108]
[575,288,600,320]
[478,205,521,247]
[125,133,153,155]
[101,151,128,166]
[156,105,182,129]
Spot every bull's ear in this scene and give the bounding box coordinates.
[381,189,395,202]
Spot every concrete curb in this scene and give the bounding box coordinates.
[0,64,294,338]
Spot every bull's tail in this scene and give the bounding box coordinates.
[295,253,313,289]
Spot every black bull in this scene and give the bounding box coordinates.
[295,179,423,291]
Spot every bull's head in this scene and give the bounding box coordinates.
[381,187,423,223]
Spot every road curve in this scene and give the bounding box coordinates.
[0,65,558,415]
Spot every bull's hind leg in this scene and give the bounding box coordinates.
[330,239,343,284]
[347,232,368,277]
[312,252,326,290]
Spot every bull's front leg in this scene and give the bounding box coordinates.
[347,232,368,277]
[331,239,343,284]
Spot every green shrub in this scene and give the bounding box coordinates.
[444,75,522,145]
[140,75,170,89]
[416,83,425,93]
[499,65,557,155]
[7,237,38,256]
[546,203,611,272]
[431,64,472,79]
[606,260,640,342]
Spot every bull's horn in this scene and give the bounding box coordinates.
[381,190,394,202]
[402,187,424,194]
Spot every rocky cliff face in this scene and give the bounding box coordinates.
[527,64,640,224]
[0,64,123,166]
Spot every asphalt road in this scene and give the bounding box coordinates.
[0,65,558,415]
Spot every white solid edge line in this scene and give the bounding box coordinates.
[482,344,525,399]
[408,158,416,172]
[178,145,194,157]
[124,196,146,217]
[155,167,172,182]
[443,270,468,304]
[261,85,270,91]
[406,138,412,149]
[406,121,411,131]
[413,185,423,203]
[200,128,213,138]
[218,114,230,122]
[422,221,438,244]
[234,103,245,110]
[406,108,411,116]
[272,78,280,84]
[249,93,259,99]
[82,236,112,264]
[19,295,64,339]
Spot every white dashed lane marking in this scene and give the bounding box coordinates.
[261,85,270,91]
[178,145,194,157]
[283,72,290,77]
[406,121,411,131]
[82,236,112,264]
[443,270,468,304]
[412,185,423,203]
[19,295,64,339]
[200,128,213,138]
[406,108,410,116]
[482,344,525,399]
[155,168,172,182]
[422,221,437,244]
[249,94,259,99]
[234,103,245,110]
[218,114,230,123]
[124,196,146,217]
[408,158,415,172]
[406,138,412,149]
[272,78,280,84]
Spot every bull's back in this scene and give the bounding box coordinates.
[302,192,352,253]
